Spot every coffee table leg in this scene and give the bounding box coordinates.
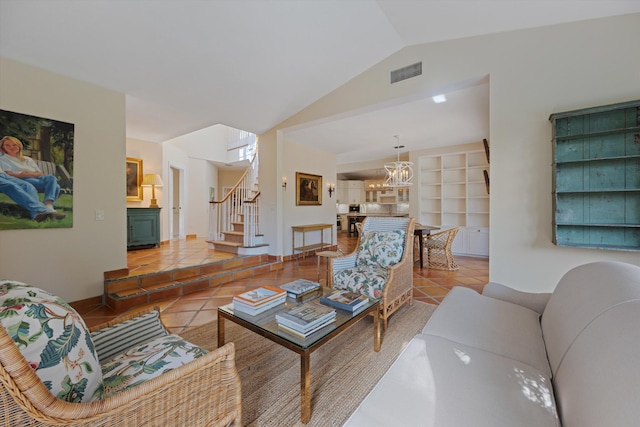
[301,351,311,423]
[217,313,225,348]
[374,306,381,352]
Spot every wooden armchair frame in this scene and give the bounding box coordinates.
[0,306,242,427]
[330,217,415,330]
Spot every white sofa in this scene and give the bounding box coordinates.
[344,261,640,427]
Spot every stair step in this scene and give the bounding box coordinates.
[105,255,281,311]
[212,241,242,248]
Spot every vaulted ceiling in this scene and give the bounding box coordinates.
[2,0,638,168]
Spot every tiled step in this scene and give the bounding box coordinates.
[208,240,269,255]
[104,254,282,311]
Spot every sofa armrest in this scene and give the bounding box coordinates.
[482,282,551,315]
[2,341,242,426]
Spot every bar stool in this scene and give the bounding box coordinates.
[316,250,342,286]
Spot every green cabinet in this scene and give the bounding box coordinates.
[127,208,161,248]
[550,100,640,252]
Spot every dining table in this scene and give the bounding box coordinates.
[414,225,440,268]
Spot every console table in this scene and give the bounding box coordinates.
[291,223,334,258]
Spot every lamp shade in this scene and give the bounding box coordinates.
[141,174,163,187]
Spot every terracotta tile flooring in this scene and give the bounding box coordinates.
[77,233,489,334]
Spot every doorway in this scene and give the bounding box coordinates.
[169,164,185,239]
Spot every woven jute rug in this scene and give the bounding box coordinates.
[181,301,437,427]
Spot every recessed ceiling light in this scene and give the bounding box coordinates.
[432,94,447,103]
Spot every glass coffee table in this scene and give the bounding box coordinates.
[218,287,381,424]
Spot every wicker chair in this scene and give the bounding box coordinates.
[424,227,460,271]
[0,305,242,427]
[330,216,415,330]
[355,221,363,236]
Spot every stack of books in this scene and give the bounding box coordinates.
[319,289,370,312]
[276,301,336,337]
[280,279,320,298]
[232,286,286,315]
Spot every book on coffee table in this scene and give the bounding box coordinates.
[275,301,336,333]
[280,279,320,297]
[233,286,286,315]
[319,289,370,312]
[278,316,336,338]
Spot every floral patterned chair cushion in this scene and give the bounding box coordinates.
[356,230,406,269]
[333,266,389,299]
[0,280,103,403]
[100,334,208,398]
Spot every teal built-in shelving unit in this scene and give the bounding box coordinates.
[550,100,640,252]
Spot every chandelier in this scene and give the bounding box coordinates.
[383,136,413,187]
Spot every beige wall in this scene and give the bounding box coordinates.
[0,57,127,302]
[262,14,640,291]
[281,140,337,255]
[218,170,244,194]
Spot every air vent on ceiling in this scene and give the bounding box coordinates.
[390,62,422,84]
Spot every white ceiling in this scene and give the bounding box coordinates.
[284,79,490,167]
[2,0,639,173]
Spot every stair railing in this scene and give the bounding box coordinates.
[208,147,259,244]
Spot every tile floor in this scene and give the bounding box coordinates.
[77,233,489,334]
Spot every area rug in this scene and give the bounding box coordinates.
[181,301,437,427]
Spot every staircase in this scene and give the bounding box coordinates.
[211,211,269,255]
[207,145,268,255]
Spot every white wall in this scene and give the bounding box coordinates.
[281,139,337,255]
[261,14,640,292]
[0,57,127,302]
[167,124,228,161]
[185,157,215,237]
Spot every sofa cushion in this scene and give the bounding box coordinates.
[541,261,640,376]
[333,266,389,298]
[91,310,168,364]
[552,300,640,427]
[422,286,551,377]
[356,230,405,269]
[344,334,559,427]
[100,333,208,398]
[0,280,103,403]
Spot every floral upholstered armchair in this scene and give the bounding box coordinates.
[330,217,415,330]
[0,280,241,426]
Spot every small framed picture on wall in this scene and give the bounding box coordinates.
[296,172,322,206]
[126,157,143,201]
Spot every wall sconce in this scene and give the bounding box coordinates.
[282,176,287,190]
[141,173,163,208]
[328,183,335,198]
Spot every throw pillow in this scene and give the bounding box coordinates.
[356,230,406,268]
[0,280,104,403]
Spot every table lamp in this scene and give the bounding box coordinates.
[141,173,163,208]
